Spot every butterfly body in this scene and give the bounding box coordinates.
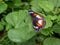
[29,10,46,31]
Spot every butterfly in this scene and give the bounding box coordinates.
[28,10,46,31]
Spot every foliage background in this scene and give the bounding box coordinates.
[0,0,60,45]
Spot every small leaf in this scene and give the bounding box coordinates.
[57,15,60,25]
[51,15,57,20]
[57,21,60,25]
[57,15,60,21]
[44,16,52,28]
[31,5,43,13]
[13,0,21,7]
[22,3,30,10]
[30,0,38,6]
[46,15,57,20]
[38,35,46,42]
[43,37,60,45]
[41,28,53,36]
[0,22,3,31]
[52,24,60,34]
[0,2,7,13]
[6,24,12,31]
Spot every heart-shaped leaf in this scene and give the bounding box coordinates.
[6,10,36,42]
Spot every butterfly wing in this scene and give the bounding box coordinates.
[29,10,46,31]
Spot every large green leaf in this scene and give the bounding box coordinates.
[57,0,60,7]
[43,37,60,45]
[50,0,60,7]
[8,28,36,42]
[0,2,7,13]
[31,0,54,12]
[6,10,36,42]
[48,0,57,6]
[39,1,54,12]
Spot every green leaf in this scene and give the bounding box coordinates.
[6,10,32,28]
[52,24,60,34]
[48,0,60,7]
[57,15,60,21]
[44,16,52,28]
[13,0,21,7]
[38,35,46,42]
[31,5,43,13]
[31,0,54,12]
[30,0,38,6]
[0,2,7,13]
[6,10,28,27]
[6,10,36,42]
[57,15,60,25]
[20,36,36,45]
[57,0,60,7]
[57,21,60,25]
[8,28,36,42]
[41,28,53,36]
[43,37,60,45]
[0,22,3,31]
[39,1,54,12]
[46,15,57,20]
[51,15,57,20]
[6,1,15,8]
[6,24,12,31]
[23,3,30,10]
[31,0,44,13]
[48,0,57,6]
[1,18,6,25]
[6,11,19,26]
